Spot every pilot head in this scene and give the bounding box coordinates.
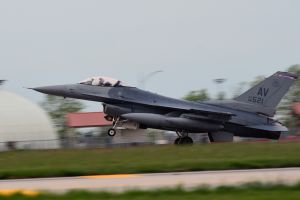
[99,78,104,86]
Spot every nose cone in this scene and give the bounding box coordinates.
[31,85,70,96]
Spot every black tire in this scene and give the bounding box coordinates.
[186,137,193,144]
[107,128,116,137]
[174,138,181,145]
[180,137,193,145]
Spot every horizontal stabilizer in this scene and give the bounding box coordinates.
[246,124,288,132]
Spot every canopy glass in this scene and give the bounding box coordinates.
[79,76,124,87]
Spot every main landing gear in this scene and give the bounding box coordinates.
[174,132,193,145]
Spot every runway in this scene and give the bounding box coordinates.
[0,168,300,193]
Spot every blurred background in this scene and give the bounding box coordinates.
[1,0,300,151]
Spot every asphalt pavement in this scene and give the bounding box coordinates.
[0,168,300,193]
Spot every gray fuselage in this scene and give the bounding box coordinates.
[33,83,286,140]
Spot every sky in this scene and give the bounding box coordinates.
[1,0,300,111]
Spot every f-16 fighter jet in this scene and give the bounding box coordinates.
[32,72,297,144]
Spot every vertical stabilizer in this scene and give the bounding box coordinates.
[234,71,297,113]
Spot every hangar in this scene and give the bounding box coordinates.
[0,86,59,150]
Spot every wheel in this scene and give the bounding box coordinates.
[179,137,193,145]
[185,137,194,144]
[174,138,181,145]
[107,128,116,137]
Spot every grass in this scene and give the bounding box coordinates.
[1,184,300,200]
[0,142,300,179]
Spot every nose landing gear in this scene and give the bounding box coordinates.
[107,117,120,137]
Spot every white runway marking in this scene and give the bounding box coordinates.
[0,168,300,193]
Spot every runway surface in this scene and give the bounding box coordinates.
[0,168,300,193]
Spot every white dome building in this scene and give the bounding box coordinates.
[0,90,59,150]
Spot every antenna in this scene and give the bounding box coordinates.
[139,70,164,89]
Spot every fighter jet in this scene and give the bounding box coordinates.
[31,72,297,144]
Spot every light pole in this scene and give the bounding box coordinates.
[213,78,227,100]
[139,70,163,89]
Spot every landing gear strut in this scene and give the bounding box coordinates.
[174,132,193,145]
[107,117,120,137]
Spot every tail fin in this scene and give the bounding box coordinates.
[234,71,298,113]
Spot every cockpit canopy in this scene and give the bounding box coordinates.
[79,76,124,87]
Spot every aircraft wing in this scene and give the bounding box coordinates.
[180,111,232,123]
[80,92,234,122]
[148,102,234,123]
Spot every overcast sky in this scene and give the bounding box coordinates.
[1,0,300,111]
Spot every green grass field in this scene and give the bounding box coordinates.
[0,142,300,179]
[1,184,300,200]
